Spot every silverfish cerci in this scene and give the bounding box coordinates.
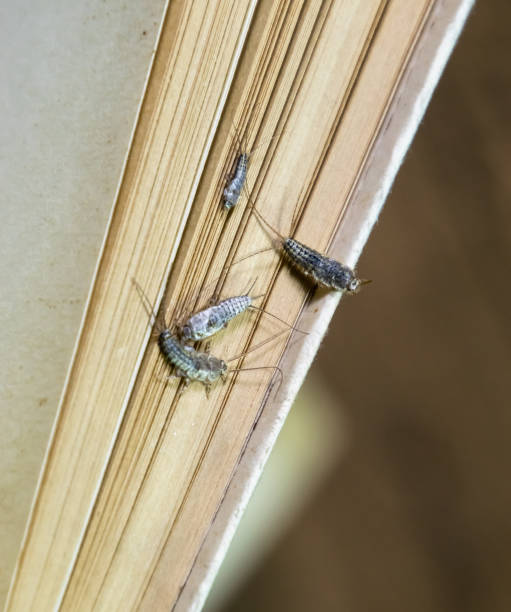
[249,204,370,293]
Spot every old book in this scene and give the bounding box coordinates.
[6,0,473,610]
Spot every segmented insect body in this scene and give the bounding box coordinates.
[282,238,361,292]
[250,205,368,294]
[180,295,252,342]
[223,153,248,210]
[158,329,227,387]
[134,281,287,396]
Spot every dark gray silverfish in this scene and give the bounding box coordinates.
[250,205,370,293]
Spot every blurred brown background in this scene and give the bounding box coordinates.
[220,2,511,611]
